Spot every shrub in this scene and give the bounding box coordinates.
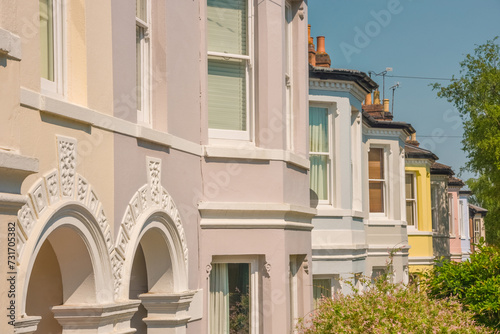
[297,278,494,334]
[423,243,500,329]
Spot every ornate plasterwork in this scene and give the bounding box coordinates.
[17,137,114,274]
[309,79,366,102]
[113,157,189,297]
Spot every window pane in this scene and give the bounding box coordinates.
[207,0,247,55]
[228,263,250,334]
[368,148,383,180]
[310,155,328,201]
[309,107,329,153]
[40,0,54,81]
[405,174,415,199]
[313,279,330,308]
[369,181,384,212]
[406,201,415,226]
[136,0,147,21]
[136,26,144,111]
[208,58,247,131]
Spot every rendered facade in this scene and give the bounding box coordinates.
[0,2,489,333]
[448,176,465,262]
[307,33,414,302]
[1,1,314,333]
[429,162,453,261]
[405,142,438,272]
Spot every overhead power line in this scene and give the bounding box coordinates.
[385,74,452,81]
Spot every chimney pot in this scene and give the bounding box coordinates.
[315,36,331,68]
[373,90,381,104]
[365,92,372,106]
[317,36,326,53]
[383,99,390,112]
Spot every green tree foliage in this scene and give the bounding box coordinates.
[297,279,493,334]
[432,37,500,245]
[423,244,500,330]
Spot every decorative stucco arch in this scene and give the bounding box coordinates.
[114,157,189,300]
[15,136,118,330]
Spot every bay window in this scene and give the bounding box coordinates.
[406,173,417,227]
[136,0,151,125]
[40,0,63,94]
[368,148,385,213]
[309,106,331,203]
[207,0,252,140]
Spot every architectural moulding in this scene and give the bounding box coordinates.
[198,202,316,230]
[114,156,189,299]
[16,136,116,322]
[309,79,366,102]
[405,159,433,167]
[20,88,308,169]
[362,127,408,142]
[0,28,22,60]
[17,136,113,260]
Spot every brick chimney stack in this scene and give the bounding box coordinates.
[315,36,331,68]
[406,133,420,146]
[308,25,316,66]
[363,89,394,121]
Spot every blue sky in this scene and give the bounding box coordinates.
[309,0,500,182]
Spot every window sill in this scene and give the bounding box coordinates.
[366,219,406,226]
[204,145,309,170]
[407,230,433,236]
[315,206,367,219]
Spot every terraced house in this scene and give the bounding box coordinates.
[307,30,414,303]
[0,0,313,333]
[1,1,484,334]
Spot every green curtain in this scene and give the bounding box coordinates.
[309,107,329,201]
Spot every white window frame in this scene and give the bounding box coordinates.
[368,145,388,217]
[136,0,152,126]
[209,256,259,334]
[285,1,293,150]
[430,183,438,231]
[458,200,464,237]
[474,218,481,244]
[309,102,334,206]
[351,109,362,211]
[40,0,65,97]
[448,194,455,236]
[406,172,418,229]
[207,0,254,141]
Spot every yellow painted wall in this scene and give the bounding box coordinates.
[406,163,434,270]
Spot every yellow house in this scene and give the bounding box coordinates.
[405,140,438,272]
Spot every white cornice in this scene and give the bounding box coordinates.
[309,79,366,102]
[362,127,406,139]
[405,158,432,167]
